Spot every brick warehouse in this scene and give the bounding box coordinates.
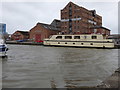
[11,31,29,40]
[30,19,61,42]
[60,2,110,35]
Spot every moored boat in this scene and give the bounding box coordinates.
[43,34,115,48]
[0,38,8,57]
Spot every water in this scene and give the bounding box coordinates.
[2,45,118,88]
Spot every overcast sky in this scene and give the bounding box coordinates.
[0,0,119,34]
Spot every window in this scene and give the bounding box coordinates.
[70,22,72,26]
[74,36,80,39]
[65,36,72,39]
[69,28,72,31]
[74,21,76,24]
[90,43,93,45]
[94,29,97,33]
[84,36,87,39]
[58,42,60,44]
[92,36,97,39]
[74,26,76,29]
[65,42,67,44]
[69,5,72,10]
[81,43,84,45]
[74,6,76,8]
[56,36,62,39]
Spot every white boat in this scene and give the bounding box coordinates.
[0,38,8,57]
[43,34,115,48]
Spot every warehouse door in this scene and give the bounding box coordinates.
[35,34,42,42]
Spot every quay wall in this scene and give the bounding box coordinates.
[6,41,43,45]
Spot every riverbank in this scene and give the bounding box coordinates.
[6,41,43,45]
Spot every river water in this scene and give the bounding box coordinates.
[1,45,118,88]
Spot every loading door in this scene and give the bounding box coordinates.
[35,34,42,42]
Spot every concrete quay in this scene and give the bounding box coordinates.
[97,68,119,88]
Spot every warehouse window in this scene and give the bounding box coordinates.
[65,36,72,39]
[74,26,76,29]
[74,6,76,8]
[56,36,62,39]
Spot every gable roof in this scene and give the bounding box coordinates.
[90,26,111,31]
[50,19,61,28]
[17,31,29,35]
[61,1,75,11]
[37,23,61,31]
[61,2,102,18]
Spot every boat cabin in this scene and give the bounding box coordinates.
[47,34,109,40]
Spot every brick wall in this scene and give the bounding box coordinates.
[30,23,60,42]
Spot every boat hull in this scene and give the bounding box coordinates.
[0,45,8,57]
[44,40,115,49]
[0,51,7,57]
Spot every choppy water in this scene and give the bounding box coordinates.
[1,45,118,88]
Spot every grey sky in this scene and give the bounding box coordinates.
[1,0,119,34]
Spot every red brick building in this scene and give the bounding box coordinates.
[11,31,29,40]
[30,21,61,42]
[60,2,110,35]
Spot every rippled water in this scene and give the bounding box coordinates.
[2,45,118,88]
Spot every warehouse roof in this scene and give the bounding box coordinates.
[16,31,29,35]
[90,26,111,31]
[37,23,61,31]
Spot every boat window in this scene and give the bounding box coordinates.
[65,42,67,44]
[73,43,75,44]
[49,35,52,39]
[58,42,60,44]
[74,36,80,39]
[56,36,62,39]
[81,43,84,45]
[84,36,87,39]
[65,36,72,39]
[90,43,93,45]
[92,36,97,39]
